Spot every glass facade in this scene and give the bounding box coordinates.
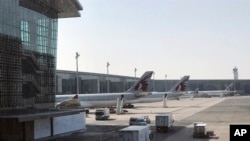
[0,0,58,108]
[20,8,57,56]
[0,0,20,37]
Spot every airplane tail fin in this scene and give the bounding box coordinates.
[127,71,153,96]
[193,88,199,95]
[73,94,78,99]
[225,83,234,91]
[190,88,199,99]
[169,75,190,93]
[56,94,80,109]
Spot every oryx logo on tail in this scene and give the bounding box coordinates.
[170,75,190,92]
[128,71,153,93]
[181,82,188,91]
[134,77,149,92]
[175,82,188,91]
[134,72,152,92]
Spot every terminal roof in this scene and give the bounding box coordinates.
[20,0,83,18]
[52,0,83,18]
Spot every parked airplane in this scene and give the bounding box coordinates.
[183,88,199,100]
[193,83,234,98]
[126,75,190,104]
[55,71,154,109]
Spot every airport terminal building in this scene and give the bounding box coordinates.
[0,1,86,141]
[0,0,82,109]
[56,70,250,95]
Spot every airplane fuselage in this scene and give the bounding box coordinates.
[128,91,184,103]
[197,90,230,97]
[56,92,145,108]
[55,71,154,109]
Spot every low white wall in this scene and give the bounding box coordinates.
[34,112,86,139]
[34,118,51,139]
[53,112,86,135]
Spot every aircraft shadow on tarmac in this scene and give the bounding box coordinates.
[188,106,201,108]
[95,118,116,121]
[123,112,153,115]
[132,106,182,108]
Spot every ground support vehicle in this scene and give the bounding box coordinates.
[95,108,110,120]
[155,112,174,132]
[118,126,153,141]
[193,122,216,138]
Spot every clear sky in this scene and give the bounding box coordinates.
[57,0,250,79]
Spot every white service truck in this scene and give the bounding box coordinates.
[193,122,216,138]
[118,126,153,141]
[95,108,110,120]
[155,112,174,132]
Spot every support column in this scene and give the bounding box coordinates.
[116,98,122,115]
[116,96,124,115]
[163,94,168,108]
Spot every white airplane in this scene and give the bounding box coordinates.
[182,88,199,100]
[126,75,190,104]
[55,71,154,109]
[193,83,234,98]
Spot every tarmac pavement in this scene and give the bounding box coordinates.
[47,96,250,141]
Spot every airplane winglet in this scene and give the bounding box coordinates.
[225,83,234,91]
[56,94,80,109]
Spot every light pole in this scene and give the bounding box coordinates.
[165,74,167,91]
[107,62,110,93]
[234,78,235,96]
[153,72,155,91]
[75,52,80,94]
[134,68,137,78]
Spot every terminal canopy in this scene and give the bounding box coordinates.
[20,0,83,18]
